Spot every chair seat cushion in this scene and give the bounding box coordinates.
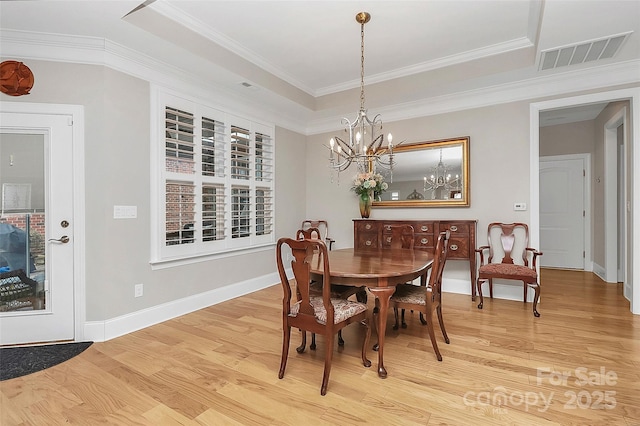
[479,263,537,282]
[290,297,367,325]
[390,284,427,305]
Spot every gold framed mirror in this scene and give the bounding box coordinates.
[374,136,470,207]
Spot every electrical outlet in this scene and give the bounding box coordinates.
[134,283,143,298]
[514,202,527,211]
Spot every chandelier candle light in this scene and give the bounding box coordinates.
[327,12,401,179]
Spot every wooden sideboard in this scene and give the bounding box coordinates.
[353,219,478,298]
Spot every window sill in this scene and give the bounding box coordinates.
[150,243,275,270]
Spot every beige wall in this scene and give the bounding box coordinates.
[539,121,596,157]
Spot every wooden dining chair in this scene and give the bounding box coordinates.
[276,237,371,395]
[475,222,542,317]
[386,230,451,361]
[385,225,416,327]
[301,220,334,250]
[295,227,346,349]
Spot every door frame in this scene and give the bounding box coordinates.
[539,153,591,271]
[0,101,86,342]
[604,108,626,284]
[530,87,640,315]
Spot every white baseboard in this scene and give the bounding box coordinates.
[592,262,607,282]
[84,272,279,342]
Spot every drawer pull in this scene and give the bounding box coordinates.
[365,224,372,230]
[450,225,458,232]
[365,240,372,246]
[421,238,428,245]
[420,225,429,231]
[450,244,458,251]
[386,237,392,243]
[385,225,391,231]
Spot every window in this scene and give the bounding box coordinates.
[153,90,275,263]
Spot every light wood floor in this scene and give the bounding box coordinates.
[2,269,639,425]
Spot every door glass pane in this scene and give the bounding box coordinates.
[0,133,46,312]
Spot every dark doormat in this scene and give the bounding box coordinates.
[0,341,93,381]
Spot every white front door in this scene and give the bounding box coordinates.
[540,156,586,269]
[0,111,75,345]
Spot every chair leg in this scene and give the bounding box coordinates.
[356,288,368,303]
[489,278,494,298]
[310,333,316,350]
[436,305,450,344]
[477,278,485,310]
[320,332,335,396]
[523,282,528,303]
[297,329,307,353]
[393,307,400,330]
[360,319,372,368]
[401,309,407,328]
[425,309,442,361]
[279,325,291,379]
[531,282,541,317]
[338,330,345,346]
[372,301,380,351]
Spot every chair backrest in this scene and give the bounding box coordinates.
[301,220,329,241]
[429,230,451,293]
[276,237,333,327]
[296,227,321,240]
[486,222,530,266]
[387,224,415,249]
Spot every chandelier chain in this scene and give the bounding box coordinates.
[360,20,366,111]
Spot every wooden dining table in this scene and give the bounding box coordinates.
[310,247,434,378]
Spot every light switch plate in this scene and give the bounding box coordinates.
[114,205,137,219]
[514,202,527,211]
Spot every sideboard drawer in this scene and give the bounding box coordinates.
[414,233,434,250]
[355,220,377,233]
[439,221,470,235]
[356,234,379,249]
[447,236,470,258]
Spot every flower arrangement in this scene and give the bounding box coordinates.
[351,171,388,199]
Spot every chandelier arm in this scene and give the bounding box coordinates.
[369,133,384,153]
[334,136,355,156]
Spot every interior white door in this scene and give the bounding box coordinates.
[540,156,585,269]
[0,111,75,345]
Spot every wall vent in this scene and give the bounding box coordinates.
[539,32,631,71]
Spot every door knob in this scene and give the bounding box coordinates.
[49,235,70,243]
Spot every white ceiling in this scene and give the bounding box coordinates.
[1,0,638,129]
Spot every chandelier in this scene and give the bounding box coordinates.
[327,12,400,178]
[423,149,461,199]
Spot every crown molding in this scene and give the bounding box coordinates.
[0,29,308,135]
[306,59,640,135]
[317,36,534,97]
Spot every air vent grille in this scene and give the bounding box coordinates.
[539,32,631,71]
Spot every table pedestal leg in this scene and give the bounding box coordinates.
[368,286,394,379]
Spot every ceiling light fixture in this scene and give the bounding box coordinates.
[327,12,400,179]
